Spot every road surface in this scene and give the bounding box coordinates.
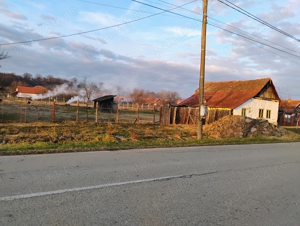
[1,143,300,225]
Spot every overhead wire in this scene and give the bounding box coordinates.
[217,0,300,42]
[159,0,298,55]
[77,0,177,17]
[132,0,300,61]
[0,0,197,46]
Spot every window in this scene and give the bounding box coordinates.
[266,110,271,119]
[241,108,246,116]
[259,109,264,118]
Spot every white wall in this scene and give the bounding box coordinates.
[233,98,279,124]
[17,93,39,98]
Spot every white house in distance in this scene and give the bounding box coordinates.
[14,86,48,98]
[177,78,280,124]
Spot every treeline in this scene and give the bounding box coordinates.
[0,72,182,105]
[0,72,69,94]
[129,88,181,105]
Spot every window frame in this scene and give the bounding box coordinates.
[241,108,246,116]
[266,110,271,119]
[259,109,264,118]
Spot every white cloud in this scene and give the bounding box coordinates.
[79,11,120,26]
[0,8,27,20]
[165,26,201,37]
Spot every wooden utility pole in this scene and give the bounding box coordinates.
[198,0,208,140]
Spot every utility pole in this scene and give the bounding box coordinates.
[198,0,208,140]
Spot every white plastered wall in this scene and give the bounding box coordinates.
[233,98,279,124]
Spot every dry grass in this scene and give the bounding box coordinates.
[1,100,299,155]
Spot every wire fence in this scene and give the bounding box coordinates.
[0,98,161,124]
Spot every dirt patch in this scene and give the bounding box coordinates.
[204,115,289,139]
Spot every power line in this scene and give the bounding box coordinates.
[0,0,197,46]
[209,22,300,65]
[78,0,151,13]
[159,0,298,55]
[77,0,176,17]
[133,0,300,61]
[217,0,300,42]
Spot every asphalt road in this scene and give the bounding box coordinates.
[0,143,300,226]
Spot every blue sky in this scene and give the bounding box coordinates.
[1,0,300,99]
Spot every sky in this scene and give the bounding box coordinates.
[0,0,300,99]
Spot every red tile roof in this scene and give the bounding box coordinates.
[16,86,47,94]
[141,98,161,105]
[280,99,300,114]
[280,100,300,108]
[178,78,279,109]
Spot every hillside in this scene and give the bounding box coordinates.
[0,72,69,97]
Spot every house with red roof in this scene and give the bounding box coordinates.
[278,99,300,126]
[177,78,280,124]
[14,86,48,98]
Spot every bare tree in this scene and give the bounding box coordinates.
[129,88,146,104]
[78,77,100,122]
[157,90,181,106]
[23,73,33,81]
[79,77,100,103]
[0,50,9,67]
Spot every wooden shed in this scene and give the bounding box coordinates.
[93,95,117,113]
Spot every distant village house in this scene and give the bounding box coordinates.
[278,99,300,126]
[13,86,48,98]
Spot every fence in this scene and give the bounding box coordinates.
[160,107,232,126]
[0,98,161,124]
[0,99,231,125]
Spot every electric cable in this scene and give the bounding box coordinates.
[0,0,197,46]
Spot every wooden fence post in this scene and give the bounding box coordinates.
[115,109,119,123]
[95,102,98,123]
[186,108,191,124]
[86,103,89,122]
[153,106,156,124]
[24,100,28,123]
[52,101,56,123]
[136,106,139,124]
[20,102,22,123]
[76,100,79,123]
[1,100,3,123]
[173,107,177,125]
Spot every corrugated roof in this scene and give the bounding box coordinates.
[178,78,279,109]
[93,95,116,102]
[16,86,47,94]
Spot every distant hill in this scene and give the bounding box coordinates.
[0,72,70,96]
